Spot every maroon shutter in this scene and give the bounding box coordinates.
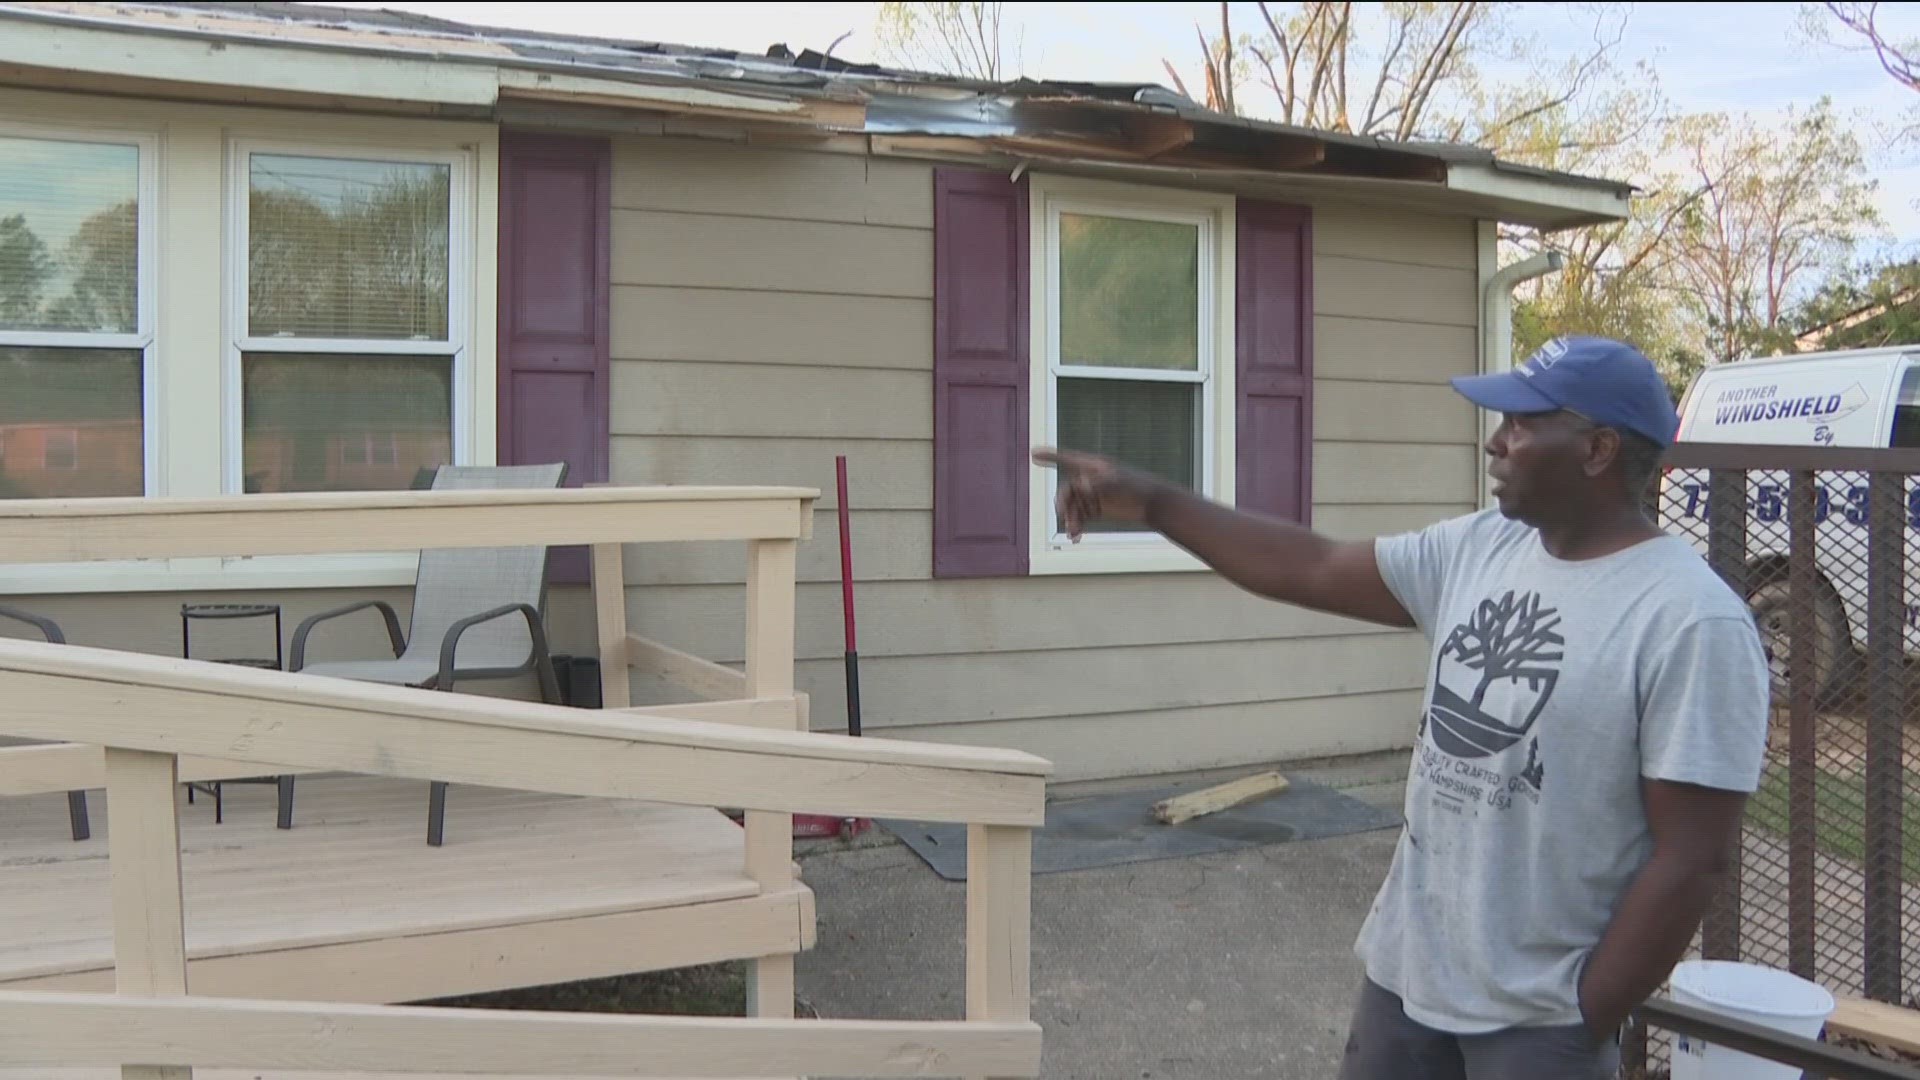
[497,131,611,584]
[932,167,1030,578]
[1235,199,1313,523]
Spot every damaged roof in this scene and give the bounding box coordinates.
[0,0,1636,225]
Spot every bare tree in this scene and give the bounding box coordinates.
[1817,2,1919,90]
[875,2,1017,81]
[1805,2,1920,147]
[1170,2,1642,155]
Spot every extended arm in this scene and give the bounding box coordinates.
[1035,447,1414,627]
[1576,778,1747,1040]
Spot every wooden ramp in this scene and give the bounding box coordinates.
[0,484,1046,1078]
[0,777,810,1004]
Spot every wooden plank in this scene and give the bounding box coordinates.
[1151,771,1291,825]
[1313,316,1476,385]
[17,886,812,1007]
[1314,503,1474,541]
[611,697,804,732]
[966,824,1033,1080]
[743,538,799,1022]
[0,487,817,565]
[742,633,1432,730]
[614,576,1405,664]
[611,139,931,228]
[592,543,634,709]
[830,689,1425,783]
[1316,441,1479,504]
[0,638,1046,775]
[612,361,929,439]
[1664,442,1920,473]
[1827,995,1920,1057]
[626,635,748,701]
[0,991,1043,1078]
[0,780,768,987]
[105,748,190,1080]
[0,744,317,797]
[611,437,929,511]
[0,649,1051,827]
[610,209,933,298]
[586,502,1463,590]
[1316,380,1476,444]
[1313,255,1477,327]
[605,509,930,587]
[1311,203,1477,269]
[611,287,930,370]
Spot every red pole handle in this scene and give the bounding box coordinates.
[836,455,856,652]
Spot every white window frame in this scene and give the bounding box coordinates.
[0,90,498,596]
[0,121,160,497]
[218,137,476,581]
[225,137,475,491]
[1026,173,1237,575]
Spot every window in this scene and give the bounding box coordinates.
[1028,175,1237,572]
[0,128,153,500]
[229,145,469,495]
[1892,361,1920,448]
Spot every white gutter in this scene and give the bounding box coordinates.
[1476,241,1563,508]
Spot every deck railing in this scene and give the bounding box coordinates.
[0,485,1049,1079]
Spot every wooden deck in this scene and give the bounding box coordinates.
[0,775,811,1004]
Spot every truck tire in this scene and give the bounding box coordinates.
[1746,577,1851,707]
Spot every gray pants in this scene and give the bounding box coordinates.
[1338,978,1621,1080]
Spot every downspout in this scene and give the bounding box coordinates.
[1477,248,1564,507]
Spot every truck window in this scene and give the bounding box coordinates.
[1893,363,1920,448]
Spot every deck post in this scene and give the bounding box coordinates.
[966,824,1033,1080]
[590,542,632,709]
[743,537,799,1020]
[105,747,192,1080]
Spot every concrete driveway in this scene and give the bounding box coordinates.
[795,753,1409,1080]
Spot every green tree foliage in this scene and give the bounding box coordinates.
[0,213,53,327]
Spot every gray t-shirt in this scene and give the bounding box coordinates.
[1359,508,1770,1034]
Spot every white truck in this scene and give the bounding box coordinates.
[1661,344,1920,702]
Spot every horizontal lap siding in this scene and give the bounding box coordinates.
[598,135,1482,780]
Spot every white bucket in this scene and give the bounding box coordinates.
[1668,960,1836,1080]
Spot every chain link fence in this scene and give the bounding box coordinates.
[1625,444,1920,1077]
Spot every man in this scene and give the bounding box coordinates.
[1035,336,1769,1079]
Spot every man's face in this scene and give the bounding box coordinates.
[1483,409,1606,522]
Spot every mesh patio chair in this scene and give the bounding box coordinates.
[289,462,568,846]
[0,605,92,841]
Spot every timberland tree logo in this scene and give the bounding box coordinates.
[1413,590,1562,811]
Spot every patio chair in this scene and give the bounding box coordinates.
[289,462,568,846]
[0,605,91,841]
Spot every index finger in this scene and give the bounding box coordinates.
[1032,447,1101,471]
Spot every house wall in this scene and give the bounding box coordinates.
[586,133,1484,782]
[0,93,1486,776]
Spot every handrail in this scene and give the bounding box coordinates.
[0,638,1049,825]
[0,989,1044,1077]
[1635,997,1920,1080]
[1666,441,1920,473]
[0,484,818,562]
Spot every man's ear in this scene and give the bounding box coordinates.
[1582,426,1621,479]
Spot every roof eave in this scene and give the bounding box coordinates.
[1443,161,1634,230]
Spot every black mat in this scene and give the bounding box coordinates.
[878,774,1402,881]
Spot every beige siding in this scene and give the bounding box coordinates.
[598,135,1487,780]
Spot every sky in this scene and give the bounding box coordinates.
[326,1,1920,249]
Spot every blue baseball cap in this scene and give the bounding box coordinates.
[1449,335,1679,447]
